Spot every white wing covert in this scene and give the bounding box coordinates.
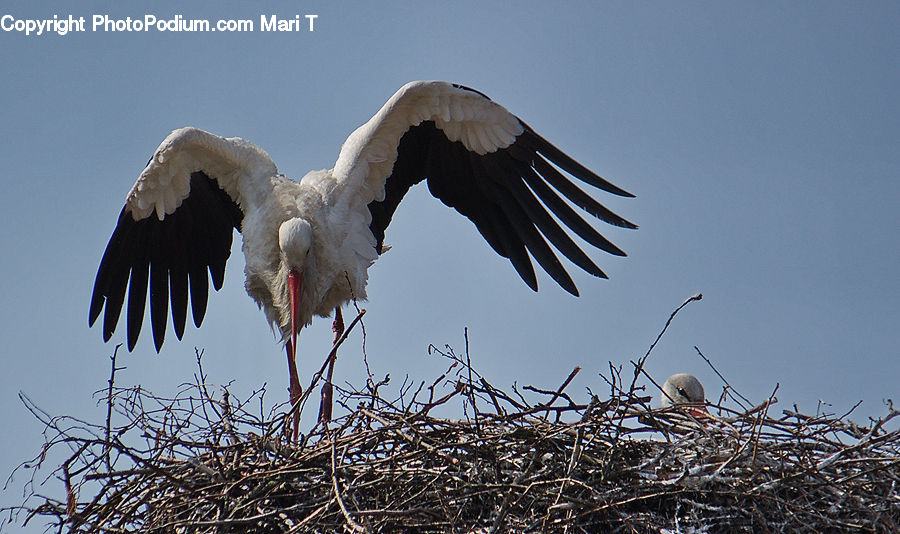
[126,127,277,220]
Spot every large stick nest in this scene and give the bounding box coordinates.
[5,301,899,533]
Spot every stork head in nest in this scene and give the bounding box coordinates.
[661,373,706,408]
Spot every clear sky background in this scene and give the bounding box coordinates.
[1,2,897,529]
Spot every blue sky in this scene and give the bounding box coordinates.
[1,2,898,528]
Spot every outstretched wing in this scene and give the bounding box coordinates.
[89,127,278,351]
[331,81,636,296]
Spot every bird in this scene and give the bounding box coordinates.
[89,80,637,437]
[660,373,706,408]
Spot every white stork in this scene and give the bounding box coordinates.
[660,373,706,408]
[89,81,636,435]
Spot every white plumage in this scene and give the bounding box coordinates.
[89,81,636,429]
[660,373,706,408]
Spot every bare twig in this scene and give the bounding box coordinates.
[104,345,121,472]
[330,436,366,533]
[694,345,753,409]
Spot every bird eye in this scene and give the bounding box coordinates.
[677,387,688,398]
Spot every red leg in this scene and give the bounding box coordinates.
[318,307,344,423]
[332,306,345,340]
[285,339,302,441]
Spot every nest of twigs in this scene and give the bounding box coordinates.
[5,298,899,533]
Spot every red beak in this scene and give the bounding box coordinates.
[286,268,303,440]
[288,269,302,360]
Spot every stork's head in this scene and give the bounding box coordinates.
[279,218,313,272]
[279,218,313,357]
[660,373,705,408]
